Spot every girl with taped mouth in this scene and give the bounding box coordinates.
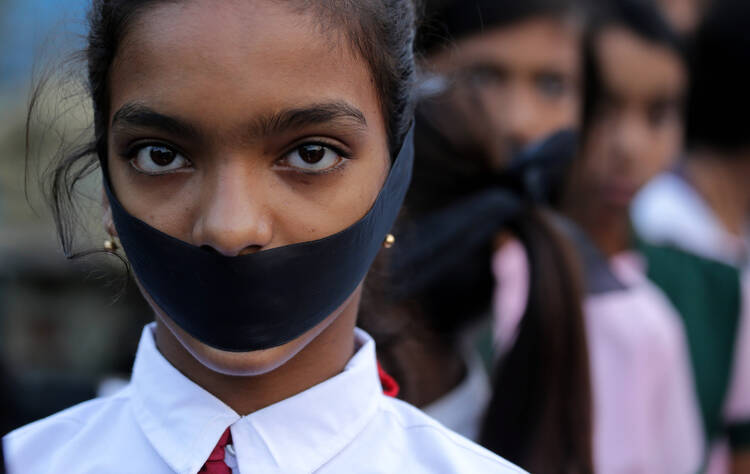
[2,1,522,473]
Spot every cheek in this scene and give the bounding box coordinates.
[275,155,389,241]
[581,127,613,179]
[562,92,582,125]
[107,155,200,238]
[644,126,683,178]
[539,94,581,133]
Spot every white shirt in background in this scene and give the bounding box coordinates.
[632,171,749,267]
[423,348,492,442]
[633,171,750,473]
[3,324,523,474]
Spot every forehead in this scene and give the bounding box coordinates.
[434,17,582,73]
[595,26,686,100]
[108,1,378,128]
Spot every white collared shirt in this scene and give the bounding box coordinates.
[4,324,522,474]
[423,348,491,442]
[632,171,749,266]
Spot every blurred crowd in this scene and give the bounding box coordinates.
[1,0,749,472]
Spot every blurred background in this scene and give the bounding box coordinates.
[0,0,151,434]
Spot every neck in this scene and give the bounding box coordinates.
[684,151,750,236]
[564,194,632,258]
[386,324,466,408]
[154,301,358,416]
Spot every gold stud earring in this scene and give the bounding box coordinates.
[104,238,119,252]
[383,234,396,249]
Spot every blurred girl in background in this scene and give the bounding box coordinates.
[376,0,705,472]
[543,1,704,471]
[367,0,595,471]
[633,0,750,470]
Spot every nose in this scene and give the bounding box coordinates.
[192,163,273,257]
[500,86,539,152]
[612,113,648,170]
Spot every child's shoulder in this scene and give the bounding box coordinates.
[3,386,135,472]
[6,385,132,438]
[357,396,526,473]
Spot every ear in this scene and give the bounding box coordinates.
[102,187,117,238]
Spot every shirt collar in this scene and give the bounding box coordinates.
[130,324,383,474]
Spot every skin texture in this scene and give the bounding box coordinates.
[103,0,390,414]
[565,26,686,257]
[429,17,582,170]
[732,452,750,474]
[656,0,703,35]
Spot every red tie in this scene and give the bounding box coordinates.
[199,428,232,474]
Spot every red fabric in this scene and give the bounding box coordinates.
[199,428,232,474]
[377,362,400,398]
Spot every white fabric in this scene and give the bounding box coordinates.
[422,349,492,442]
[3,324,523,474]
[632,172,748,266]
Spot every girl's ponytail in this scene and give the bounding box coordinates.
[481,209,593,474]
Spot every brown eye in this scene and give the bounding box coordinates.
[130,144,191,175]
[281,143,344,173]
[535,73,567,99]
[298,144,327,164]
[150,146,177,166]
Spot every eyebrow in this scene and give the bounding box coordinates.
[111,103,200,137]
[255,101,367,136]
[110,101,368,140]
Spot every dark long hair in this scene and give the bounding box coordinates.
[29,0,418,259]
[417,0,584,54]
[398,91,592,471]
[369,1,593,471]
[686,0,750,154]
[479,211,590,473]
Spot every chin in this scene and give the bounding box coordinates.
[131,277,324,376]
[134,277,360,377]
[157,307,335,377]
[172,323,312,376]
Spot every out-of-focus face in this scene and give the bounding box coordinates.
[656,0,703,35]
[577,26,686,210]
[104,0,389,375]
[429,16,582,169]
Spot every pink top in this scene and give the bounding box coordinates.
[492,240,704,474]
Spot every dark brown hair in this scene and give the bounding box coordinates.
[372,2,594,467]
[368,88,593,472]
[32,0,418,257]
[686,0,750,154]
[479,211,592,473]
